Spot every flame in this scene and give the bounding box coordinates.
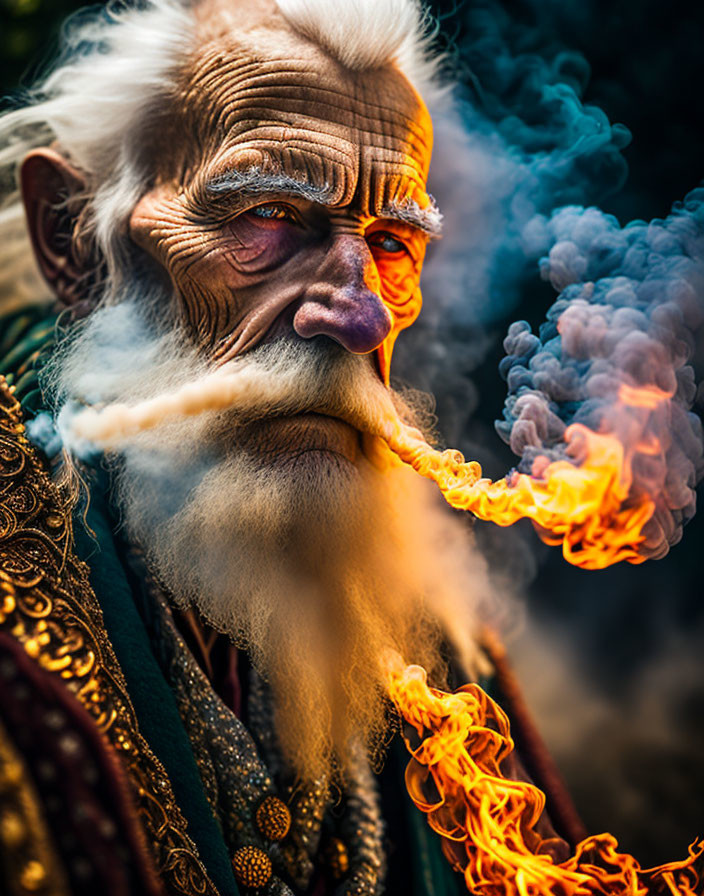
[70,353,668,571]
[379,384,670,570]
[385,657,703,896]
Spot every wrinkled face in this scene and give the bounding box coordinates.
[128,18,436,462]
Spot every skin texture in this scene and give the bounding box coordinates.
[23,0,436,461]
[129,0,435,385]
[17,6,570,847]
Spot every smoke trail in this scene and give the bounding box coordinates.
[396,0,630,420]
[510,614,704,859]
[496,190,704,560]
[422,0,630,320]
[52,300,425,473]
[416,0,704,856]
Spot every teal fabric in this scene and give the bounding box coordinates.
[75,469,476,896]
[76,475,468,896]
[0,304,238,892]
[0,304,58,416]
[388,726,475,896]
[406,798,468,896]
[73,472,241,896]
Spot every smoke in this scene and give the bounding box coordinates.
[395,0,631,444]
[495,193,704,559]
[409,0,704,858]
[510,613,704,859]
[53,302,435,473]
[14,0,703,851]
[380,1,704,569]
[45,299,497,778]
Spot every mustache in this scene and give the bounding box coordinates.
[59,334,401,454]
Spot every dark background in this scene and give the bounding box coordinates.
[2,0,703,863]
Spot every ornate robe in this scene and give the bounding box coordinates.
[0,305,583,896]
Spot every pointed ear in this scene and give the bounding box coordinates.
[20,148,98,306]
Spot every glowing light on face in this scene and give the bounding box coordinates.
[367,204,428,383]
[129,39,435,388]
[385,656,704,896]
[373,105,436,382]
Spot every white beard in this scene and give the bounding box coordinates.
[49,300,494,779]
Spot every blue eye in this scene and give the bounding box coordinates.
[370,233,405,253]
[250,204,293,221]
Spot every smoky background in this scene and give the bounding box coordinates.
[2,0,703,863]
[408,0,704,863]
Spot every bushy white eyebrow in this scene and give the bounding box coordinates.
[380,196,443,238]
[206,168,335,205]
[205,166,443,238]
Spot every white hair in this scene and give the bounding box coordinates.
[275,0,440,92]
[0,0,443,314]
[0,0,195,310]
[47,297,491,777]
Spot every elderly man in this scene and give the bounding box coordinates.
[0,1,581,893]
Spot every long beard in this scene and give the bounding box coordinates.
[47,299,493,780]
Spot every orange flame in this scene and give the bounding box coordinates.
[385,658,703,896]
[380,384,671,570]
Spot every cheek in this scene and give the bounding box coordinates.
[130,199,310,349]
[376,256,422,329]
[173,220,318,350]
[171,244,274,349]
[373,246,424,334]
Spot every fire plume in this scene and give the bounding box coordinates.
[385,658,704,896]
[67,343,671,571]
[380,384,670,570]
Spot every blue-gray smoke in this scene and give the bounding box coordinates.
[397,1,704,561]
[418,0,704,860]
[424,0,630,323]
[496,192,704,558]
[397,0,631,445]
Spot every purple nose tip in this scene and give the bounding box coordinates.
[293,284,392,353]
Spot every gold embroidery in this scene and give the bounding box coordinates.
[0,379,219,896]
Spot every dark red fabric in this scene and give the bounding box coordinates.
[0,631,165,896]
[174,608,242,717]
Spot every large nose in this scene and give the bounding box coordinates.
[293,235,392,353]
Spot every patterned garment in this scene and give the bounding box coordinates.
[138,562,386,896]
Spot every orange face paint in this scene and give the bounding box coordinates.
[370,222,427,383]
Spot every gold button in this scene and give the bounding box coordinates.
[255,796,291,841]
[324,836,349,880]
[232,845,272,889]
[0,810,25,847]
[20,860,46,891]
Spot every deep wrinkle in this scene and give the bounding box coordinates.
[129,6,435,399]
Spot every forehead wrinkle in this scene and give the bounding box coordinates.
[215,73,430,147]
[210,87,430,166]
[175,28,434,228]
[184,40,431,149]
[204,164,439,237]
[188,22,428,125]
[203,137,356,205]
[202,122,426,206]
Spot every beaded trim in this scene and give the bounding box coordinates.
[145,568,386,895]
[0,716,72,896]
